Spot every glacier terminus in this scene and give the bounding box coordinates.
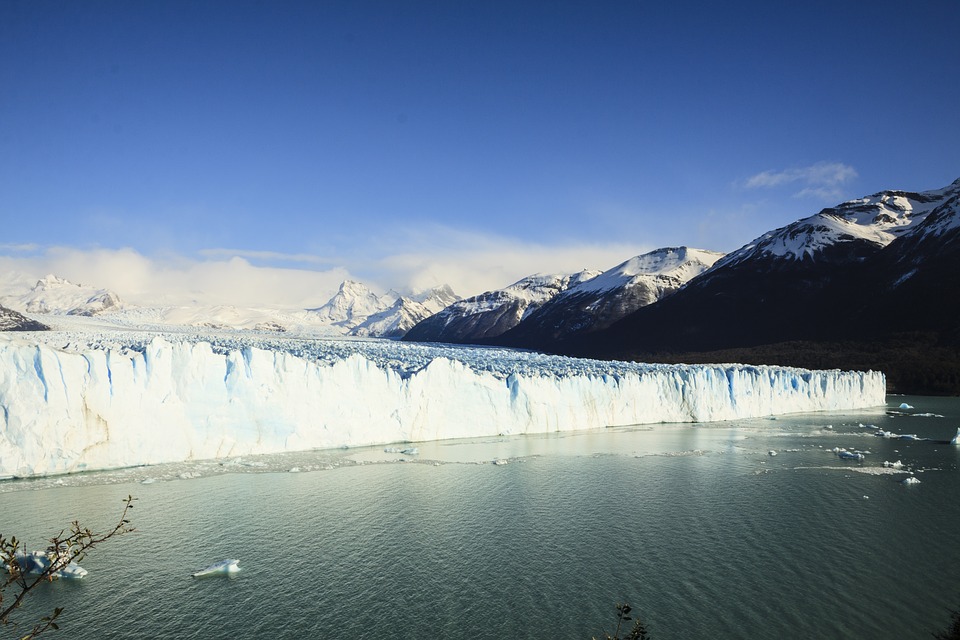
[0,330,885,479]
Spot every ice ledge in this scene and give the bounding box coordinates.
[0,336,886,478]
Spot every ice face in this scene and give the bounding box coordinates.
[0,335,886,478]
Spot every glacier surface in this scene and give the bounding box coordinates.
[0,333,885,478]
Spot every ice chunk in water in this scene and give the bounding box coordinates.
[192,559,241,577]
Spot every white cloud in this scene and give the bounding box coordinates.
[744,162,858,197]
[792,186,846,201]
[0,247,351,309]
[196,248,340,266]
[0,233,652,309]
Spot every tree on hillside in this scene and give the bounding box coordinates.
[1,496,135,639]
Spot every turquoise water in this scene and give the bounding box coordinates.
[2,396,959,639]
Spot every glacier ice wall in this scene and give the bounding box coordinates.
[0,336,886,478]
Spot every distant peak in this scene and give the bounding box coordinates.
[337,280,372,294]
[33,274,73,290]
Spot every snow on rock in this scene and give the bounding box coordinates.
[0,333,886,478]
[573,247,723,295]
[0,306,48,332]
[306,281,398,330]
[350,286,460,339]
[13,275,124,316]
[403,270,601,343]
[715,180,960,269]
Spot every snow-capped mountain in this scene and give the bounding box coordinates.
[306,280,400,330]
[350,285,460,338]
[711,179,959,272]
[0,305,48,331]
[5,274,124,316]
[862,177,960,330]
[402,270,601,344]
[557,177,960,392]
[498,247,723,347]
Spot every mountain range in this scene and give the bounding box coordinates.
[402,270,602,344]
[3,177,958,392]
[0,273,461,339]
[552,177,960,393]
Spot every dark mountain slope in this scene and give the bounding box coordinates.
[0,305,49,331]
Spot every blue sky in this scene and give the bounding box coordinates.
[1,0,958,304]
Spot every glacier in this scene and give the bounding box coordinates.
[0,333,886,478]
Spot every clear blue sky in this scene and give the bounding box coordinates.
[1,0,958,303]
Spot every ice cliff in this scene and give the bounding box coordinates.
[0,335,886,478]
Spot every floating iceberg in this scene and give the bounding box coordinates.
[192,559,240,577]
[4,548,88,579]
[0,335,886,478]
[901,476,921,485]
[899,403,914,410]
[951,428,960,446]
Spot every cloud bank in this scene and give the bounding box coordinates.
[0,248,351,309]
[0,232,652,309]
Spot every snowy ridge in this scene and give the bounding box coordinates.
[896,178,960,241]
[0,332,885,478]
[306,280,398,329]
[350,285,459,338]
[402,270,601,344]
[574,247,723,294]
[717,179,960,268]
[495,247,723,347]
[444,271,600,320]
[4,275,123,317]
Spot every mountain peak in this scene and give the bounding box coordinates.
[716,178,960,270]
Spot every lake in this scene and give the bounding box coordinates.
[2,395,958,639]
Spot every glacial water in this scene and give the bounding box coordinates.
[2,396,959,639]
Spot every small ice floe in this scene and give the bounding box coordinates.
[837,450,865,461]
[901,476,921,486]
[192,559,241,577]
[823,424,834,430]
[899,403,914,410]
[492,459,509,466]
[768,450,778,456]
[883,460,905,469]
[863,495,870,500]
[4,548,88,579]
[914,413,944,418]
[384,447,419,455]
